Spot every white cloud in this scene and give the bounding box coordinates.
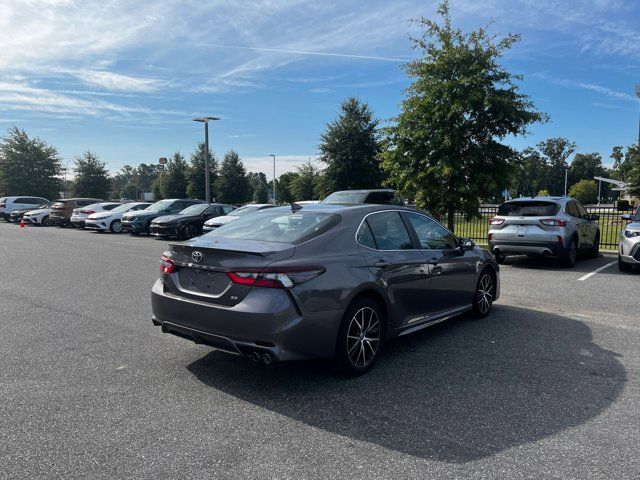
[71,70,165,92]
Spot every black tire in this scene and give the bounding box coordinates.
[618,255,632,272]
[130,231,139,236]
[335,298,384,376]
[589,233,600,259]
[183,223,198,239]
[41,216,49,226]
[561,238,577,268]
[110,220,123,233]
[472,269,495,318]
[494,253,506,264]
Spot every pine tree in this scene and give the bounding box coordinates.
[160,152,188,199]
[72,151,111,199]
[186,142,217,200]
[216,150,250,205]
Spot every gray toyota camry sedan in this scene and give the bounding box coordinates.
[151,204,500,375]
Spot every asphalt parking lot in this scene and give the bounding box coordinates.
[1,223,639,479]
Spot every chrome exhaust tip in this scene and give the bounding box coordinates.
[249,351,261,362]
[262,353,273,365]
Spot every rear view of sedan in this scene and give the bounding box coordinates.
[619,210,640,271]
[152,205,499,375]
[85,202,151,233]
[70,202,121,228]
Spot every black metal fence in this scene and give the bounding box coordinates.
[452,204,626,250]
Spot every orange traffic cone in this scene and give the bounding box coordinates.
[19,218,25,228]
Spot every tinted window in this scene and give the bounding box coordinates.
[365,192,396,205]
[565,201,580,218]
[574,201,588,218]
[15,198,29,203]
[103,204,120,211]
[223,205,235,214]
[405,212,458,250]
[356,221,376,249]
[497,201,559,217]
[322,191,367,204]
[365,212,413,250]
[76,200,98,206]
[180,204,209,215]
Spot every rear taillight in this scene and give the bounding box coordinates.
[227,266,325,289]
[489,217,504,225]
[540,218,567,227]
[0,203,5,209]
[160,255,175,274]
[80,210,95,215]
[487,233,493,241]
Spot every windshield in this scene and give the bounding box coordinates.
[497,201,560,217]
[110,204,139,213]
[322,192,367,204]
[206,211,340,244]
[231,205,263,217]
[146,200,174,212]
[180,204,209,216]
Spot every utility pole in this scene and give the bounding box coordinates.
[564,168,568,196]
[193,117,220,203]
[270,154,276,204]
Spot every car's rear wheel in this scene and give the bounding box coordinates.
[562,238,577,267]
[618,255,632,272]
[472,269,495,318]
[589,233,600,259]
[110,220,123,233]
[41,216,49,226]
[335,298,383,376]
[183,224,198,239]
[494,253,506,264]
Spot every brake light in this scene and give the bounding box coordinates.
[80,210,95,215]
[227,266,325,289]
[557,235,564,244]
[489,217,504,225]
[487,233,493,241]
[540,218,567,227]
[160,255,175,274]
[0,203,5,209]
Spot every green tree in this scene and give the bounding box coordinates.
[110,165,135,198]
[151,176,163,201]
[159,152,188,199]
[135,163,162,192]
[186,142,217,200]
[0,127,61,199]
[381,1,544,230]
[625,145,640,197]
[514,147,549,197]
[216,150,250,205]
[569,179,598,204]
[275,172,299,204]
[317,97,382,197]
[569,152,605,186]
[247,172,269,203]
[291,161,321,201]
[72,151,111,199]
[121,183,139,199]
[537,138,575,196]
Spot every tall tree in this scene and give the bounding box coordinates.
[538,138,575,196]
[624,145,640,197]
[514,147,549,197]
[569,153,605,185]
[159,152,188,199]
[247,172,269,203]
[216,150,250,205]
[317,97,382,197]
[135,163,162,192]
[381,1,545,230]
[568,179,598,204]
[0,127,61,199]
[186,142,217,200]
[291,161,321,201]
[275,172,299,204]
[72,151,111,199]
[110,165,135,198]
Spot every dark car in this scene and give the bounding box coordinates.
[121,198,204,235]
[151,204,499,375]
[150,203,236,239]
[9,202,51,222]
[321,189,405,206]
[49,198,102,226]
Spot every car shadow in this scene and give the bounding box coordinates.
[185,305,625,463]
[503,254,615,272]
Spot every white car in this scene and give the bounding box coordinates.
[23,207,53,226]
[0,196,49,221]
[85,202,151,233]
[202,204,273,232]
[70,202,122,228]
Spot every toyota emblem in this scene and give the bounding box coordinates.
[191,251,203,263]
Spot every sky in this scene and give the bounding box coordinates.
[1,0,639,179]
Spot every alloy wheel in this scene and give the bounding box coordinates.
[111,220,123,233]
[346,307,381,368]
[476,273,493,315]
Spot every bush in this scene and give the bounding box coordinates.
[568,180,598,204]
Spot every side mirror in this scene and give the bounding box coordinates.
[459,237,475,251]
[622,214,632,221]
[588,213,599,221]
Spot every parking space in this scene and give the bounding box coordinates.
[1,223,639,479]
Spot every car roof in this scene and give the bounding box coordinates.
[264,204,416,215]
[505,196,567,203]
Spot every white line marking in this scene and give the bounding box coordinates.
[578,261,616,281]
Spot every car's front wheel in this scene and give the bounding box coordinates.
[41,216,49,226]
[110,220,123,233]
[589,233,600,259]
[183,224,198,239]
[472,269,495,318]
[335,298,383,376]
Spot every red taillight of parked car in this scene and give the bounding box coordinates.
[489,217,504,225]
[540,218,567,227]
[487,233,493,241]
[0,203,6,209]
[160,255,175,274]
[227,266,325,289]
[80,210,95,215]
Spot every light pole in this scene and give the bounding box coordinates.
[564,167,568,196]
[193,117,220,203]
[270,154,276,204]
[636,84,640,146]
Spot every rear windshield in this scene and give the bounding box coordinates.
[52,201,68,206]
[206,211,340,244]
[322,192,367,204]
[497,201,559,217]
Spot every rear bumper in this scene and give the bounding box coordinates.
[151,278,342,361]
[48,214,69,225]
[488,240,567,256]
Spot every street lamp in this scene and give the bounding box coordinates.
[636,84,640,146]
[270,154,276,204]
[193,117,220,203]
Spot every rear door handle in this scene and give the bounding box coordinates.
[373,260,389,268]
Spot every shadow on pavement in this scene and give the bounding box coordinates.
[186,305,625,463]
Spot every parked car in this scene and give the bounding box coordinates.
[85,202,152,233]
[202,204,273,232]
[0,196,50,220]
[9,201,51,222]
[618,209,640,271]
[151,204,499,375]
[150,203,236,239]
[487,196,600,267]
[70,202,122,228]
[121,198,204,235]
[48,198,102,226]
[321,189,405,206]
[22,205,55,226]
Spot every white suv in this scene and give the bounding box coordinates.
[0,196,49,220]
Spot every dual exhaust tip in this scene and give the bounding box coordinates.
[249,350,274,365]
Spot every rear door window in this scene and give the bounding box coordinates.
[364,211,413,250]
[223,205,235,214]
[497,201,559,217]
[565,201,580,218]
[356,222,377,249]
[574,201,588,218]
[404,212,458,250]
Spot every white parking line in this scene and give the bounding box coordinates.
[578,261,617,281]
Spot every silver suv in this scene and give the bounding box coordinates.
[488,197,600,267]
[619,209,640,272]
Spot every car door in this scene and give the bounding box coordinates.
[356,211,432,330]
[566,201,591,248]
[402,211,477,314]
[574,201,597,247]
